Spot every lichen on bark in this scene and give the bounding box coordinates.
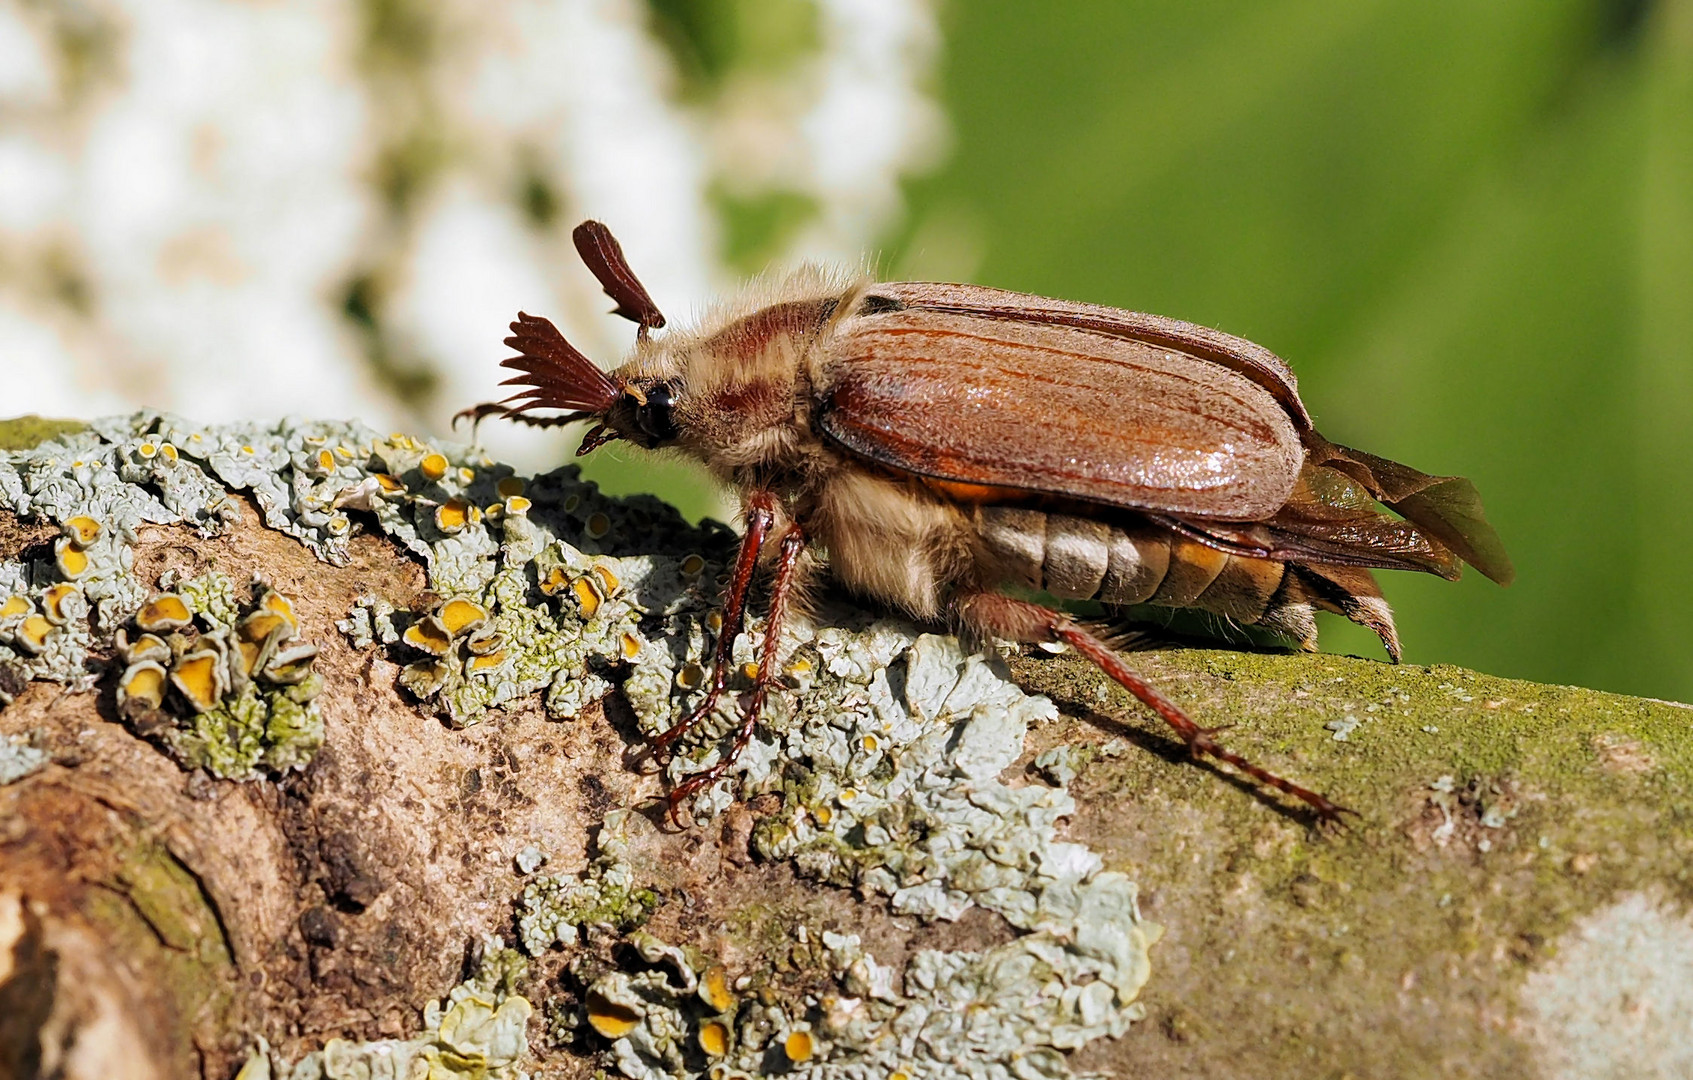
[2,412,1692,1080]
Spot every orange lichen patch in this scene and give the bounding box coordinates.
[698,965,734,1012]
[435,497,472,534]
[136,594,193,632]
[496,476,525,498]
[571,577,603,619]
[136,442,159,459]
[783,1029,815,1063]
[697,1020,730,1057]
[13,614,53,654]
[739,661,759,682]
[483,502,504,522]
[590,565,621,596]
[260,589,299,633]
[375,472,405,494]
[0,595,31,619]
[54,540,89,580]
[437,598,487,638]
[62,515,102,547]
[812,804,834,827]
[676,663,705,691]
[236,611,290,646]
[585,993,642,1040]
[786,657,813,676]
[706,611,724,636]
[503,495,531,516]
[263,644,319,684]
[236,637,266,678]
[458,467,476,485]
[419,452,449,482]
[170,651,226,712]
[465,630,504,656]
[41,583,80,624]
[123,632,171,665]
[679,553,706,578]
[159,444,179,461]
[117,662,168,711]
[465,649,508,674]
[620,632,643,660]
[585,512,611,540]
[314,449,337,473]
[402,617,453,657]
[539,566,570,597]
[861,733,881,752]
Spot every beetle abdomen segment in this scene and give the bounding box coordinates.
[975,507,1284,619]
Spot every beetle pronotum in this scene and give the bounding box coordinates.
[464,220,1513,823]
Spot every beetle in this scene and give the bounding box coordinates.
[463,219,1513,823]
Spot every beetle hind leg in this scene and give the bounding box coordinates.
[957,591,1354,824]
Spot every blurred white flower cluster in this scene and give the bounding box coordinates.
[0,0,943,470]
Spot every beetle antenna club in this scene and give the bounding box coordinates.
[468,218,1513,825]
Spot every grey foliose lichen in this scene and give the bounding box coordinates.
[519,809,660,955]
[557,629,1158,1080]
[269,937,532,1080]
[0,730,48,785]
[3,414,1156,1078]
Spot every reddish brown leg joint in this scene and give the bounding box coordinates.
[957,592,1353,825]
[650,492,777,758]
[666,523,806,815]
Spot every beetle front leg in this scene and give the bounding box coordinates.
[650,491,777,758]
[956,592,1354,825]
[667,523,806,815]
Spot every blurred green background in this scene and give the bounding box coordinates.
[626,0,1693,700]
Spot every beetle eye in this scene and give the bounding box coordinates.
[634,383,679,442]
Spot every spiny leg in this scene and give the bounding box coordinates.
[650,491,777,758]
[957,592,1354,824]
[667,524,806,814]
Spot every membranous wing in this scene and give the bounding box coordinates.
[815,306,1305,520]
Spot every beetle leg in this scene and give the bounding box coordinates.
[956,592,1354,825]
[650,492,777,759]
[667,523,806,816]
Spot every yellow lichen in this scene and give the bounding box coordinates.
[137,594,193,632]
[435,497,472,534]
[420,452,449,482]
[170,651,225,712]
[680,553,706,578]
[591,564,620,596]
[119,662,168,711]
[466,649,508,674]
[54,540,89,579]
[698,1020,730,1057]
[437,598,488,638]
[261,589,299,633]
[586,993,642,1040]
[41,583,79,624]
[699,965,735,1012]
[15,614,52,654]
[62,515,102,547]
[539,566,569,597]
[496,476,525,498]
[571,577,603,619]
[620,632,642,660]
[783,1029,814,1063]
[0,595,31,619]
[403,618,453,657]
